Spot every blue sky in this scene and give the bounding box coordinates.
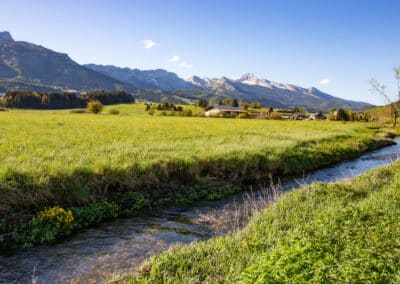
[1,0,399,105]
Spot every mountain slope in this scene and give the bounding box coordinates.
[85,64,192,90]
[186,73,372,111]
[0,32,134,92]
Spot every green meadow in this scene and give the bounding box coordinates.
[0,103,394,247]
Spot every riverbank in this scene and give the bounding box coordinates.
[129,144,400,283]
[0,108,397,248]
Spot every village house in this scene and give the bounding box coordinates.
[204,105,248,117]
[308,112,327,120]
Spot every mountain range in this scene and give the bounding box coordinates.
[0,31,372,111]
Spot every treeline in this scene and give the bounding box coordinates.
[2,91,134,109]
[196,98,262,109]
[217,98,262,109]
[328,108,369,122]
[145,102,184,112]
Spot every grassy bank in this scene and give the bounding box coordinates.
[129,154,400,283]
[0,105,395,247]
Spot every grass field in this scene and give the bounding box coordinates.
[0,103,395,247]
[129,155,400,283]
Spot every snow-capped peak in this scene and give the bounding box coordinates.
[186,76,213,86]
[237,73,302,91]
[237,73,274,88]
[238,73,259,82]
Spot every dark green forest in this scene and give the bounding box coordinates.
[2,91,134,109]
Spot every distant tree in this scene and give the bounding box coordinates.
[197,99,209,108]
[336,108,348,121]
[82,91,134,105]
[250,101,261,109]
[219,98,231,106]
[347,109,355,121]
[231,98,239,107]
[239,101,250,109]
[370,67,400,127]
[87,100,103,114]
[292,106,303,113]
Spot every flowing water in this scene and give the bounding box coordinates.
[1,139,400,283]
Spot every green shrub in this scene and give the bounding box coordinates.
[221,112,230,118]
[69,201,118,229]
[108,109,120,115]
[237,112,251,119]
[270,111,282,120]
[87,100,103,114]
[160,111,167,116]
[127,192,151,209]
[183,109,193,117]
[30,206,76,244]
[148,109,155,115]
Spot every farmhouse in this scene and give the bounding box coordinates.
[204,105,248,117]
[309,112,327,120]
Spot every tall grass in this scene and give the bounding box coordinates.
[130,159,400,283]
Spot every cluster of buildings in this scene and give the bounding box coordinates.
[204,105,327,120]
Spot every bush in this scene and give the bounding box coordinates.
[113,192,151,215]
[87,100,103,114]
[250,101,261,109]
[30,206,75,244]
[221,112,231,118]
[108,109,120,115]
[148,109,155,116]
[0,107,8,112]
[69,201,118,229]
[126,192,151,210]
[160,111,167,116]
[237,112,251,119]
[270,112,282,120]
[183,109,193,117]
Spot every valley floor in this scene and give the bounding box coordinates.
[0,104,395,248]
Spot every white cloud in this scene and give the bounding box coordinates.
[319,78,331,85]
[179,61,193,69]
[168,55,193,69]
[169,55,180,62]
[142,39,156,48]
